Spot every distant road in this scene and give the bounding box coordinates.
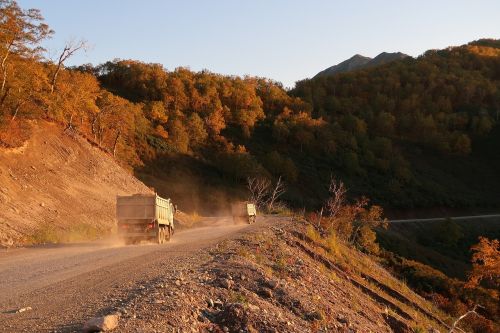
[389,214,500,223]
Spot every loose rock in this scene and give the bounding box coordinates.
[83,314,119,332]
[16,306,32,313]
[259,288,273,298]
[337,313,349,324]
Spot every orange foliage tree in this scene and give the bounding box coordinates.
[467,237,500,289]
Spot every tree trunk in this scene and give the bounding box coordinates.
[0,67,7,96]
[113,130,121,157]
[0,87,10,108]
[0,43,13,95]
[98,127,104,146]
[10,102,23,122]
[50,65,61,94]
[91,114,99,139]
[66,113,74,130]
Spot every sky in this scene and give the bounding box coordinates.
[18,0,500,88]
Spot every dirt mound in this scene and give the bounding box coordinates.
[0,121,151,246]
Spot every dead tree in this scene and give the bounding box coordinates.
[246,177,270,209]
[313,176,347,234]
[266,176,286,211]
[50,39,88,93]
[448,305,483,333]
[324,177,347,218]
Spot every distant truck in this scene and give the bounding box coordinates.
[231,202,257,224]
[116,194,175,245]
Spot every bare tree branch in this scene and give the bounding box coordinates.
[50,39,88,93]
[324,177,347,218]
[246,177,270,210]
[267,176,286,211]
[448,305,483,333]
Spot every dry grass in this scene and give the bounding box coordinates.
[174,211,203,229]
[27,222,107,244]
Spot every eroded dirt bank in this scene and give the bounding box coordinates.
[0,121,151,246]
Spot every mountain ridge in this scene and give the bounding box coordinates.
[314,51,410,77]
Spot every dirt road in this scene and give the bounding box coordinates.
[0,217,272,332]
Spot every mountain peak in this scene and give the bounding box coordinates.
[314,51,410,78]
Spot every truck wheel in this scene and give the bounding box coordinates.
[165,227,171,242]
[161,228,166,244]
[157,228,163,244]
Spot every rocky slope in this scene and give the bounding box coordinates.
[109,219,450,332]
[0,121,151,246]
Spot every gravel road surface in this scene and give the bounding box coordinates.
[0,217,267,332]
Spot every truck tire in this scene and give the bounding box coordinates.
[165,227,171,242]
[156,227,163,244]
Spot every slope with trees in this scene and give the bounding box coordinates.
[3,0,500,212]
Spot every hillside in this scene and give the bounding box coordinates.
[291,39,500,209]
[378,217,500,279]
[2,20,500,212]
[314,52,409,77]
[0,121,151,247]
[114,220,455,332]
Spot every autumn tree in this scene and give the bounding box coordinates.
[47,69,99,130]
[1,56,47,121]
[95,91,136,151]
[168,118,189,153]
[143,101,168,139]
[0,0,52,100]
[106,98,138,157]
[467,237,500,288]
[316,178,387,254]
[186,112,208,147]
[204,106,227,137]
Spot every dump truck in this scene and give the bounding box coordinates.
[116,193,175,244]
[231,201,257,224]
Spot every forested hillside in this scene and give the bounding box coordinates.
[94,39,500,210]
[291,40,500,208]
[1,0,499,211]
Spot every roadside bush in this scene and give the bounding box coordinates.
[28,223,105,244]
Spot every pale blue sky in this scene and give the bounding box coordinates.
[19,0,500,88]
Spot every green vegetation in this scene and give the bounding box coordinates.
[377,218,500,279]
[377,219,500,333]
[2,2,500,210]
[291,40,500,208]
[381,253,498,333]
